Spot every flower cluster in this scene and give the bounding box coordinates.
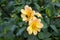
[21,5,43,35]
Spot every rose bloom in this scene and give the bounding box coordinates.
[27,17,43,35]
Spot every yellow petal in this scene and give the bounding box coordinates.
[37,23,43,28]
[33,30,37,35]
[25,5,33,15]
[36,19,41,23]
[27,26,32,35]
[37,28,41,32]
[28,30,32,35]
[29,16,37,25]
[21,14,27,21]
[35,12,42,17]
[21,9,27,14]
[25,5,32,11]
[27,26,30,31]
[40,23,43,28]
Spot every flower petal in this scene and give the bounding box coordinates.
[25,5,33,15]
[37,23,43,28]
[21,9,27,14]
[29,16,37,25]
[37,28,41,32]
[33,30,37,35]
[25,5,32,11]
[21,14,27,21]
[35,12,42,17]
[27,26,32,35]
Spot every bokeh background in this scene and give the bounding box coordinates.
[0,0,60,40]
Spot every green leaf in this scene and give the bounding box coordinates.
[45,4,56,17]
[38,32,44,39]
[13,5,24,13]
[34,3,41,11]
[5,32,14,40]
[43,38,51,40]
[44,32,52,38]
[41,19,48,28]
[15,0,21,4]
[18,21,27,27]
[0,19,3,25]
[45,7,52,17]
[0,12,2,16]
[38,32,51,39]
[44,16,50,24]
[55,19,60,27]
[16,27,26,36]
[23,31,29,38]
[9,25,17,32]
[51,0,56,2]
[25,0,32,4]
[50,25,58,33]
[27,35,39,40]
[54,3,60,7]
[52,31,59,36]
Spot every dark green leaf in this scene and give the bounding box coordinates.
[34,3,41,11]
[27,35,39,40]
[38,32,44,39]
[16,27,26,36]
[41,19,48,28]
[43,38,51,40]
[38,32,51,39]
[50,25,58,33]
[54,3,60,7]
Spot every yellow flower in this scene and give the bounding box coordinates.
[27,17,43,35]
[21,5,35,22]
[21,5,43,35]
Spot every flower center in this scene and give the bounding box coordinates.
[31,22,37,30]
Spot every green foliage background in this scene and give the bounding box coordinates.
[0,0,60,40]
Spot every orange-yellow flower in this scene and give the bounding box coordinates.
[21,5,35,22]
[27,17,43,35]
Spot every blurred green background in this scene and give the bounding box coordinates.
[0,0,60,40]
